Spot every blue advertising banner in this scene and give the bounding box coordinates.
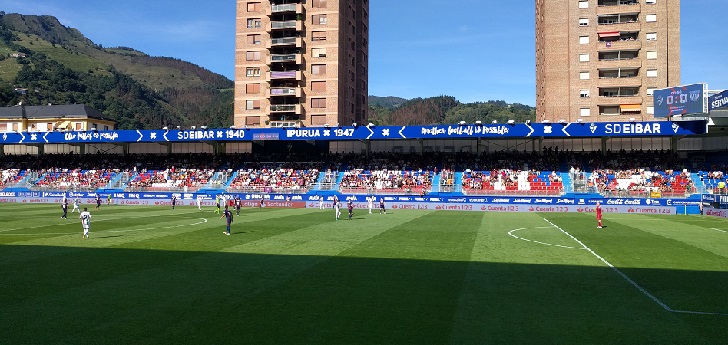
[653,83,706,118]
[709,89,728,110]
[0,120,708,145]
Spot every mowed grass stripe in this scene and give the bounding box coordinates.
[157,211,484,345]
[0,209,321,307]
[621,214,728,260]
[0,209,431,345]
[547,212,728,317]
[448,212,688,344]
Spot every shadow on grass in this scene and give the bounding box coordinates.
[0,245,726,345]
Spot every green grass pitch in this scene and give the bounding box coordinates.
[1,203,727,344]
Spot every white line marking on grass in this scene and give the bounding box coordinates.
[5,218,209,236]
[0,233,73,236]
[108,218,208,233]
[543,217,728,317]
[507,228,584,250]
[710,228,727,233]
[0,209,205,234]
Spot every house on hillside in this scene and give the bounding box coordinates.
[10,53,27,58]
[0,104,115,132]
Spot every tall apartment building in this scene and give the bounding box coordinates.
[536,0,680,122]
[234,0,369,128]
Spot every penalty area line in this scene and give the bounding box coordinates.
[542,217,728,317]
[507,228,583,250]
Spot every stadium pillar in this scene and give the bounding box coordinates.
[0,144,4,156]
[419,139,424,154]
[601,137,609,155]
[476,137,481,154]
[35,145,44,155]
[214,142,226,155]
[364,140,371,156]
[670,137,679,152]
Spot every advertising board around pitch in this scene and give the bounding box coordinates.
[653,83,707,118]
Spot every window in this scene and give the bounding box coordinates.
[646,0,656,4]
[580,89,590,98]
[246,67,261,77]
[312,48,327,58]
[647,106,655,114]
[579,71,590,80]
[247,34,261,45]
[311,114,327,125]
[646,14,657,22]
[75,123,82,131]
[580,108,591,117]
[312,31,326,41]
[578,1,589,9]
[646,69,658,78]
[247,2,261,12]
[246,100,261,110]
[313,14,327,25]
[311,81,327,92]
[646,51,657,60]
[246,51,261,61]
[647,87,656,96]
[247,18,261,29]
[312,0,328,8]
[246,116,261,126]
[311,98,326,108]
[579,53,590,62]
[645,32,657,41]
[579,36,589,44]
[311,64,327,75]
[246,83,261,94]
[579,18,589,26]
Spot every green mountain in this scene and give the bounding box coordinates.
[0,13,233,129]
[368,96,535,126]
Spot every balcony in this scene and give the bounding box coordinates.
[597,39,642,50]
[597,95,643,106]
[267,53,302,64]
[597,21,640,32]
[597,3,640,15]
[597,58,642,69]
[269,3,303,15]
[597,76,642,87]
[269,104,302,114]
[268,120,301,128]
[267,70,302,81]
[267,20,303,32]
[266,37,303,48]
[268,87,302,97]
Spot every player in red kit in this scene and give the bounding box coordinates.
[596,201,603,228]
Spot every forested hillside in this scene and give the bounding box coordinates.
[368,96,535,126]
[0,13,233,129]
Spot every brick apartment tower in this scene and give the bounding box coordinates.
[235,0,369,128]
[536,0,680,122]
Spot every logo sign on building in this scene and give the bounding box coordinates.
[653,83,708,118]
[709,89,728,111]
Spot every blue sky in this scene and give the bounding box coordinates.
[1,0,726,106]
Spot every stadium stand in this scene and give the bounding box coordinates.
[0,150,724,197]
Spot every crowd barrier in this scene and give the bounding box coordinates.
[0,191,706,215]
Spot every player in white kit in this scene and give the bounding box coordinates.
[80,207,91,239]
[71,197,81,213]
[368,196,374,214]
